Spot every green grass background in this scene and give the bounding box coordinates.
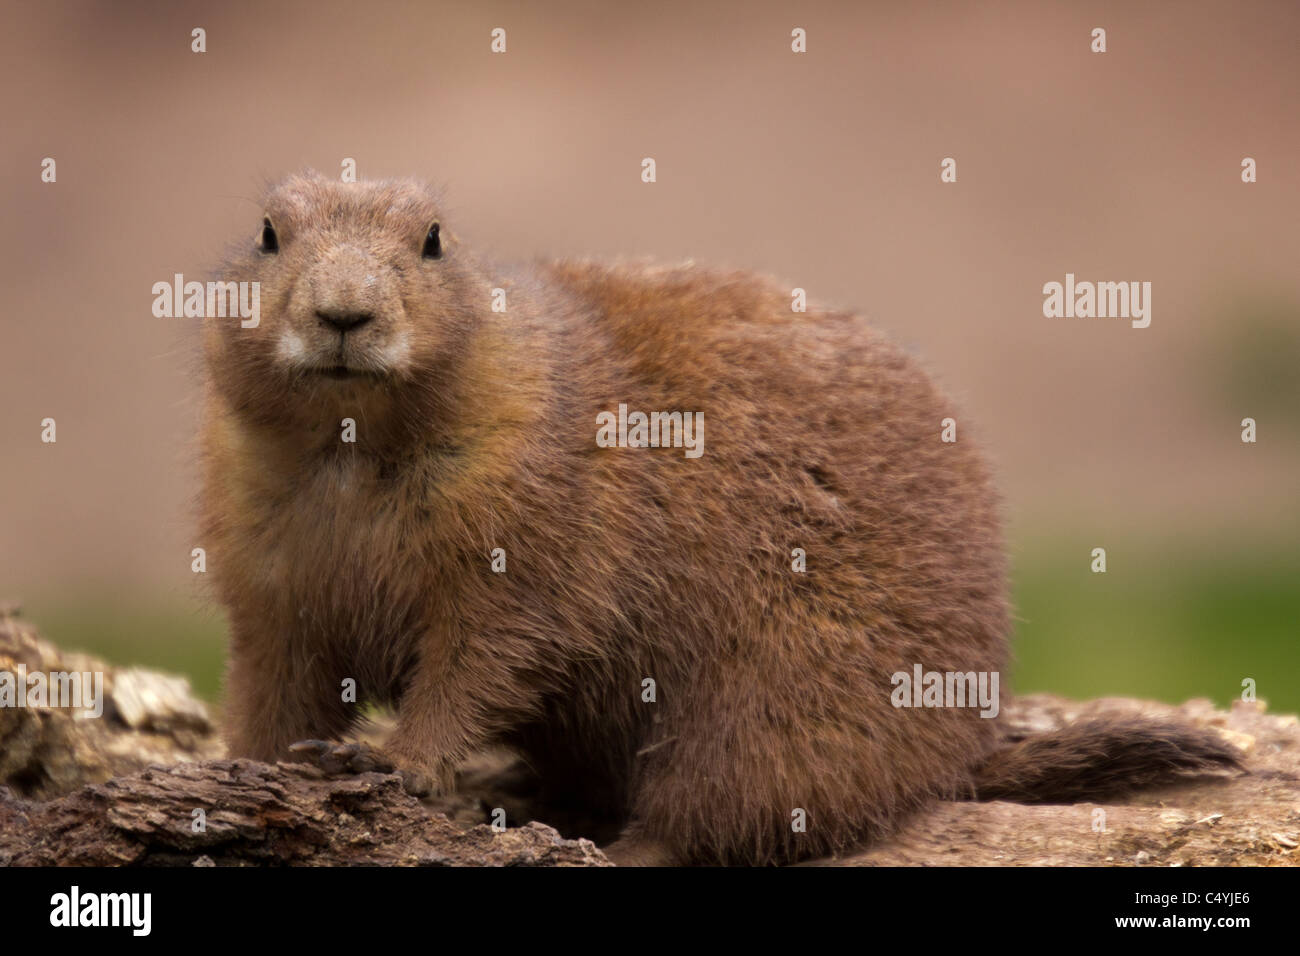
[1010,533,1297,714]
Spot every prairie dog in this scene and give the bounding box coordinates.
[201,171,1239,865]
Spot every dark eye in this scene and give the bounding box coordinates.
[422,223,441,260]
[259,218,279,254]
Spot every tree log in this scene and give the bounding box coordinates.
[0,759,608,867]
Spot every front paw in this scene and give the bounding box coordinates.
[287,739,434,796]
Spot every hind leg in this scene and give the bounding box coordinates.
[620,638,925,866]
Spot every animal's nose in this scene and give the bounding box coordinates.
[316,310,374,333]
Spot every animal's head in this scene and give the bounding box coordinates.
[206,170,481,429]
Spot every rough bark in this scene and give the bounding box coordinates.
[0,758,608,867]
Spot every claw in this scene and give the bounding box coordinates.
[333,742,394,774]
[286,739,431,795]
[288,739,393,775]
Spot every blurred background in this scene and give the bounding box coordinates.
[1,0,1296,710]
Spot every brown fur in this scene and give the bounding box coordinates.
[201,171,1238,866]
[974,717,1242,804]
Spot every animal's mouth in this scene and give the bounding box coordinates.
[316,365,359,379]
[308,364,382,381]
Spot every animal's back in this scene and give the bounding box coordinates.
[538,261,1011,862]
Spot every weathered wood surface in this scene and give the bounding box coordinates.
[0,758,608,867]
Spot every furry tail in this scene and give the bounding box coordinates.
[973,717,1244,803]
